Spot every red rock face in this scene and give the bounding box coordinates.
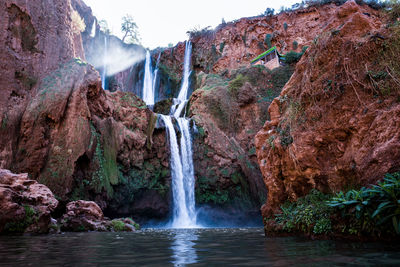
[157,1,380,78]
[0,169,58,233]
[255,1,399,217]
[0,0,85,169]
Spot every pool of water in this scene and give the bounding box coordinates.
[0,228,399,266]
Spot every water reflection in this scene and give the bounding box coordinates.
[170,229,198,266]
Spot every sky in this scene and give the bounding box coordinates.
[83,0,300,49]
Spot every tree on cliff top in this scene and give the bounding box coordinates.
[99,19,111,35]
[121,14,140,44]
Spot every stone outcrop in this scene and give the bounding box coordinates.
[60,200,139,232]
[255,1,398,216]
[0,169,58,233]
[9,58,170,221]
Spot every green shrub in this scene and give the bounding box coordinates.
[283,22,288,31]
[275,189,333,234]
[265,34,272,48]
[283,51,303,64]
[3,205,37,233]
[219,42,225,53]
[228,74,246,96]
[292,40,298,50]
[327,172,400,234]
[111,220,126,231]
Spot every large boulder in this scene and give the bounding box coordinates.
[0,169,58,233]
[60,200,139,232]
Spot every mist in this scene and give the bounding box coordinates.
[85,32,146,77]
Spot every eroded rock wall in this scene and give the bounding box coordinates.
[255,1,399,216]
[0,0,85,169]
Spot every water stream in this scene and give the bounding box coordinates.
[159,41,197,228]
[101,35,107,90]
[90,19,96,38]
[142,50,155,105]
[172,41,192,117]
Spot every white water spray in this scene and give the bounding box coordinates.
[143,50,155,105]
[90,19,96,38]
[161,41,198,228]
[101,35,107,90]
[172,41,192,117]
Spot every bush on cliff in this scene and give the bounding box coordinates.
[266,172,400,238]
[327,172,400,235]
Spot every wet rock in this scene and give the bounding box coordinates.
[60,200,140,232]
[60,200,107,231]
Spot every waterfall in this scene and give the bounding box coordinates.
[143,50,155,105]
[160,41,197,228]
[90,19,96,38]
[160,115,196,228]
[101,35,107,90]
[172,41,192,117]
[152,52,161,102]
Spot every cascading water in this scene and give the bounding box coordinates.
[142,50,155,106]
[160,115,197,228]
[90,19,96,38]
[160,41,198,228]
[172,41,192,117]
[101,35,107,90]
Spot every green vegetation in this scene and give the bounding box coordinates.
[327,172,400,235]
[1,113,8,130]
[111,220,126,231]
[219,42,225,53]
[367,21,400,96]
[282,49,306,64]
[267,172,400,237]
[292,40,298,50]
[273,190,333,234]
[195,171,250,206]
[186,25,213,39]
[264,34,273,48]
[228,74,247,96]
[90,124,119,198]
[4,205,37,233]
[121,14,140,44]
[283,22,288,31]
[264,7,275,16]
[117,163,170,201]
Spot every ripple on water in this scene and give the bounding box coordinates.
[0,228,400,266]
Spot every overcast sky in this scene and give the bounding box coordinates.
[83,0,300,49]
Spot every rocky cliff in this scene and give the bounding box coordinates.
[0,0,171,224]
[159,1,381,79]
[0,0,85,170]
[255,1,399,216]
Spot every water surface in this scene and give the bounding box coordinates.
[1,228,399,266]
